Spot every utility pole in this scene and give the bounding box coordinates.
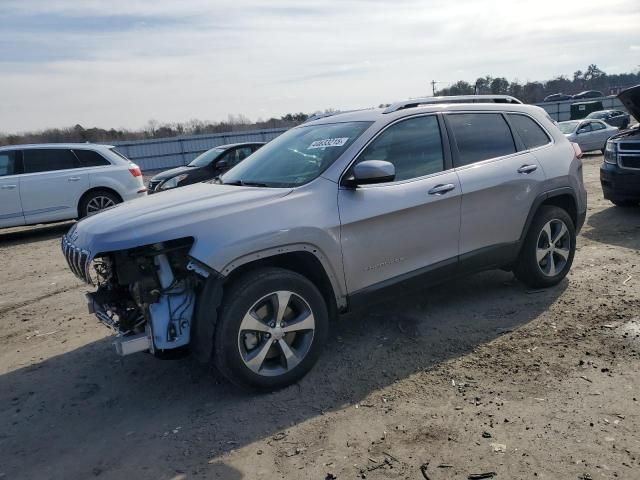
[431,80,437,96]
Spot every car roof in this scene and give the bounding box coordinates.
[0,143,115,152]
[303,101,546,126]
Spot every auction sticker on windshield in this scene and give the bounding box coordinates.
[308,138,349,149]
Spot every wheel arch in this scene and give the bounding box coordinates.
[221,245,345,314]
[191,246,344,364]
[77,187,123,216]
[519,188,579,248]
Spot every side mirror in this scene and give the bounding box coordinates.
[343,160,395,187]
[577,128,588,134]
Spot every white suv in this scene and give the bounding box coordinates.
[0,143,147,228]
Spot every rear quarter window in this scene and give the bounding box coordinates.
[507,114,551,150]
[73,149,111,167]
[448,113,516,167]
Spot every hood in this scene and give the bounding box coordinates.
[150,165,199,182]
[618,85,640,123]
[69,183,292,255]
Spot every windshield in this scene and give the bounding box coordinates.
[188,147,225,167]
[220,121,372,187]
[558,121,579,134]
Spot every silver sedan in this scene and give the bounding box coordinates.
[558,119,619,153]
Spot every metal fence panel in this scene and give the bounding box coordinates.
[109,127,289,171]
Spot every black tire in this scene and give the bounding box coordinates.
[78,189,121,218]
[213,267,329,391]
[514,206,576,289]
[611,199,638,208]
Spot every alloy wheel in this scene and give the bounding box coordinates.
[237,291,315,376]
[86,196,116,215]
[536,219,571,277]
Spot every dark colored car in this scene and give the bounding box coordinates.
[572,90,604,100]
[600,85,640,207]
[586,109,631,129]
[148,142,264,192]
[543,93,573,102]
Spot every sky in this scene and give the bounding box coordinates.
[1,0,639,134]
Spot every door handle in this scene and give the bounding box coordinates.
[0,184,17,190]
[428,183,456,195]
[68,177,81,182]
[517,164,538,174]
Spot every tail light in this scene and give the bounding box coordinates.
[571,142,583,159]
[128,163,142,177]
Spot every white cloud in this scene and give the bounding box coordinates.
[0,0,639,132]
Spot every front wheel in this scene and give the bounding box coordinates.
[514,206,576,289]
[213,268,329,391]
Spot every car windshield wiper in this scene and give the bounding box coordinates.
[223,180,270,187]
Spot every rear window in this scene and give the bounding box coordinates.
[74,149,111,167]
[0,151,18,176]
[507,114,551,150]
[23,148,77,173]
[448,113,516,166]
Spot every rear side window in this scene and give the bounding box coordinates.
[507,114,551,150]
[448,113,516,167]
[23,149,77,173]
[73,149,111,167]
[357,115,444,181]
[0,151,17,176]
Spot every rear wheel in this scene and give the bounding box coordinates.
[514,206,576,289]
[213,268,329,391]
[79,190,120,218]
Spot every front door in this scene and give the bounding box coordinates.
[0,150,24,228]
[338,114,461,294]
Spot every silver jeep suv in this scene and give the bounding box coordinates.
[62,95,587,390]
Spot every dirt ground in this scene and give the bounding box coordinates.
[1,154,639,480]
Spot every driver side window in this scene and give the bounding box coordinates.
[356,115,444,181]
[577,123,592,134]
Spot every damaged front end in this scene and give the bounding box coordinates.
[63,235,211,357]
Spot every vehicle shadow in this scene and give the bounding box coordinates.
[0,270,566,480]
[0,221,73,247]
[583,205,640,250]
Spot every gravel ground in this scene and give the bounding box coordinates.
[1,153,639,480]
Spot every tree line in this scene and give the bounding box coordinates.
[0,113,310,147]
[2,64,638,146]
[435,64,640,103]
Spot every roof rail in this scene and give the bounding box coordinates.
[382,95,523,114]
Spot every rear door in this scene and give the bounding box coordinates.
[0,150,24,228]
[20,148,90,223]
[338,114,461,293]
[446,112,547,265]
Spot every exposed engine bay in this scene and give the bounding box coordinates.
[84,238,206,357]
